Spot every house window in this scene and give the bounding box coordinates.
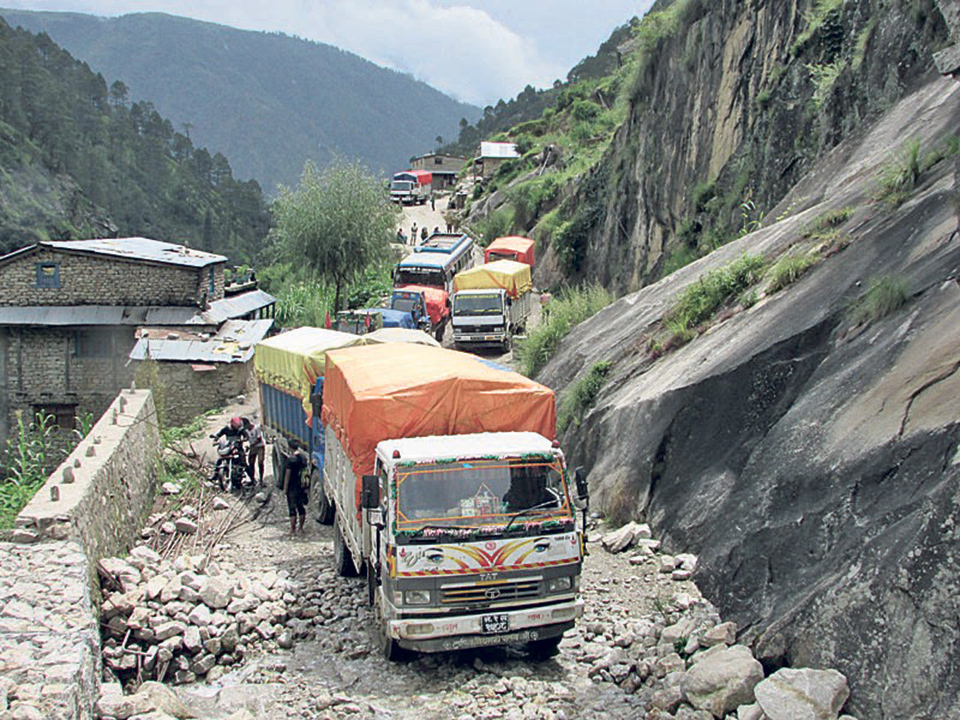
[434,157,443,165]
[33,404,77,430]
[75,328,115,358]
[35,263,61,289]
[209,267,216,296]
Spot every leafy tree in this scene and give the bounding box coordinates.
[270,160,399,311]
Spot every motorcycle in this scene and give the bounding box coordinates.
[213,435,248,493]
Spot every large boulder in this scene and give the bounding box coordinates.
[679,644,763,717]
[754,667,850,720]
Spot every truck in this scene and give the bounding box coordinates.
[484,236,536,268]
[389,286,450,341]
[390,170,432,205]
[254,327,364,525]
[451,260,534,351]
[319,342,587,659]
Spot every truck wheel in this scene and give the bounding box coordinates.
[527,634,562,659]
[334,522,358,577]
[312,469,334,525]
[374,596,407,661]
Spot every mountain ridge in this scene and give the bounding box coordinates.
[0,9,479,193]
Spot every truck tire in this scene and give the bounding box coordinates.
[312,469,334,525]
[334,522,358,577]
[374,595,407,661]
[527,634,562,659]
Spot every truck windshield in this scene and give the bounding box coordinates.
[395,458,569,531]
[396,268,444,288]
[391,181,413,192]
[487,251,518,262]
[454,293,502,316]
[392,295,420,314]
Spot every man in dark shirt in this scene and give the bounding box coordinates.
[283,439,309,536]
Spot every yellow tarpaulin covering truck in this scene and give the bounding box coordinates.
[451,260,533,351]
[320,343,587,659]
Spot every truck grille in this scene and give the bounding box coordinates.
[440,579,541,607]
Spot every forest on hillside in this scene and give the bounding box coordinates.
[0,18,270,262]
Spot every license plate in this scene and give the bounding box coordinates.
[481,614,510,634]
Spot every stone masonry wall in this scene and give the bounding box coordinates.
[0,248,220,307]
[146,361,253,428]
[0,390,161,719]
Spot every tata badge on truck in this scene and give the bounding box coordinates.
[320,343,587,659]
[452,260,533,351]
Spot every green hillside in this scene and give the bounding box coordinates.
[0,18,269,261]
[0,10,479,193]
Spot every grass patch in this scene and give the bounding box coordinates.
[875,138,922,206]
[518,284,615,377]
[804,207,853,238]
[767,254,816,293]
[665,253,766,335]
[850,276,909,326]
[558,361,612,434]
[806,60,846,111]
[791,0,844,57]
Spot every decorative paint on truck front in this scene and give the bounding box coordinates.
[392,532,580,577]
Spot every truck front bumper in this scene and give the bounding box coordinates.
[453,331,507,345]
[388,597,583,653]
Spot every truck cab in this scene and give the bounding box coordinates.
[338,430,584,658]
[451,288,513,350]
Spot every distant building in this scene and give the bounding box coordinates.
[476,142,520,178]
[410,153,467,190]
[0,238,274,440]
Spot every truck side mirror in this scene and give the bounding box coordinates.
[505,296,513,307]
[361,475,379,509]
[574,466,588,501]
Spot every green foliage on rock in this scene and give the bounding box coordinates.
[558,361,613,434]
[850,275,909,326]
[666,253,766,332]
[518,285,614,378]
[767,254,816,294]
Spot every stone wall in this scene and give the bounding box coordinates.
[0,390,161,718]
[143,360,252,428]
[0,247,223,307]
[1,326,137,440]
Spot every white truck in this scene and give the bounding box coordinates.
[390,170,432,205]
[319,342,587,660]
[451,260,533,351]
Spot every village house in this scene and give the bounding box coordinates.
[475,141,520,179]
[410,152,466,190]
[0,238,274,440]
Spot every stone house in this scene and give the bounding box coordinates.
[410,153,466,190]
[476,141,520,179]
[0,238,273,441]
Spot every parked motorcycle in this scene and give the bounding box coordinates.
[214,435,248,493]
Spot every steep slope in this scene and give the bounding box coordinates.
[0,18,269,261]
[540,59,960,720]
[0,10,478,193]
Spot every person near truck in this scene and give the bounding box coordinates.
[243,417,265,486]
[283,439,309,536]
[209,416,248,481]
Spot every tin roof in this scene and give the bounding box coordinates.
[480,142,519,159]
[0,238,227,269]
[129,319,274,364]
[208,289,275,319]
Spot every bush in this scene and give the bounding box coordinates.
[875,138,922,206]
[850,276,909,326]
[558,361,612,433]
[518,285,615,377]
[666,253,765,331]
[767,254,816,293]
[571,99,601,122]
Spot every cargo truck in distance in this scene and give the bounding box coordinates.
[319,343,587,660]
[390,170,432,205]
[452,260,533,351]
[484,236,536,268]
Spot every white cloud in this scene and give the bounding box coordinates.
[4,0,570,105]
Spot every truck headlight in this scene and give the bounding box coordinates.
[547,576,573,593]
[403,590,432,605]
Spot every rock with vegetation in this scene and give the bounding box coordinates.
[540,70,960,719]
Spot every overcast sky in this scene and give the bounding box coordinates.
[1,0,655,106]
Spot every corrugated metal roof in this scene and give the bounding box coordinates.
[480,142,519,159]
[208,289,276,319]
[42,238,226,268]
[129,319,274,364]
[0,304,221,327]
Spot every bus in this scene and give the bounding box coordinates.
[394,233,475,294]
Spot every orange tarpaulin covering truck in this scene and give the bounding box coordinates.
[451,260,533,351]
[320,343,587,659]
[484,236,535,267]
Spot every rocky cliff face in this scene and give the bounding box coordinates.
[541,42,960,720]
[538,0,949,293]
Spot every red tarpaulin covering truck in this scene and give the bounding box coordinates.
[484,236,535,267]
[319,343,586,659]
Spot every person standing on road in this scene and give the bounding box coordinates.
[430,194,436,211]
[283,439,309,536]
[243,417,265,486]
[420,226,429,243]
[411,222,418,241]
